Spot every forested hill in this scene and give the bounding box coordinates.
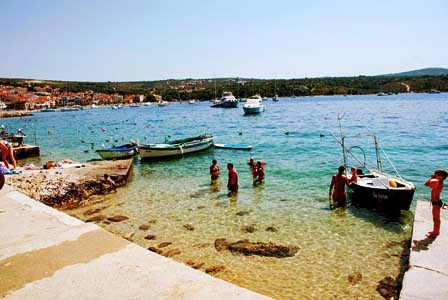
[380,68,448,77]
[1,72,447,101]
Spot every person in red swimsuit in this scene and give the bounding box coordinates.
[424,169,448,238]
[329,166,349,208]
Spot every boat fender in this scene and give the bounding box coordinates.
[388,179,398,188]
[179,145,184,156]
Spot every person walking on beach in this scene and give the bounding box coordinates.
[227,163,238,195]
[209,159,220,181]
[329,166,349,208]
[0,140,17,170]
[424,169,448,238]
[253,161,265,186]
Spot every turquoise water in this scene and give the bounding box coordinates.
[3,93,447,299]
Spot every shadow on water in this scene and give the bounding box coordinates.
[347,206,414,234]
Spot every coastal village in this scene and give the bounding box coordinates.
[0,83,157,110]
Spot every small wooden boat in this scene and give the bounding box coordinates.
[138,135,214,158]
[214,143,252,150]
[95,143,138,160]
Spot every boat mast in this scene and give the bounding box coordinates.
[373,134,383,171]
[337,114,347,173]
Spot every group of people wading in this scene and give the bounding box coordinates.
[329,165,448,239]
[209,157,265,196]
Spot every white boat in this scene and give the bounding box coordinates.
[40,108,57,112]
[243,95,265,115]
[219,91,238,108]
[138,135,214,158]
[377,92,387,96]
[273,95,279,102]
[95,143,138,160]
[158,101,170,107]
[111,104,123,109]
[188,100,198,104]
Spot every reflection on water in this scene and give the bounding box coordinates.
[3,93,447,299]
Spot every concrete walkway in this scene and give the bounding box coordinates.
[400,201,448,300]
[0,185,271,300]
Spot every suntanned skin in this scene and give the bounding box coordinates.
[227,163,238,195]
[209,160,220,180]
[253,161,265,185]
[424,169,447,238]
[0,140,16,170]
[329,167,349,208]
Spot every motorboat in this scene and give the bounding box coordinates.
[138,135,214,159]
[95,143,138,160]
[157,101,170,107]
[211,91,238,108]
[188,100,198,104]
[243,95,265,115]
[273,95,279,102]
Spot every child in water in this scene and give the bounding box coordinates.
[209,159,220,180]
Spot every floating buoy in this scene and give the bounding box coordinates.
[102,128,107,132]
[83,150,89,153]
[238,132,242,135]
[47,130,52,134]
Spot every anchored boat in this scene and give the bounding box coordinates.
[95,143,138,160]
[138,135,214,159]
[331,116,415,212]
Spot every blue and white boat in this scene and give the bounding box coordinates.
[95,143,138,160]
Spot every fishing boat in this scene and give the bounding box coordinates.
[138,135,214,158]
[331,116,415,212]
[95,143,138,160]
[243,95,265,115]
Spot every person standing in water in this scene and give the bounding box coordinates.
[227,163,238,195]
[253,161,265,185]
[424,169,448,238]
[209,159,220,180]
[329,166,349,208]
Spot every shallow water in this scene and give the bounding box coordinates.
[3,93,447,299]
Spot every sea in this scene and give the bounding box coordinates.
[2,93,447,299]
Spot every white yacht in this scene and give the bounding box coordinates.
[211,91,238,108]
[243,95,265,115]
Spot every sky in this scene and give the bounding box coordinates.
[1,0,447,81]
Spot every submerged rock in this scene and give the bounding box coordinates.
[241,225,257,233]
[144,234,157,240]
[139,224,150,230]
[183,224,195,231]
[205,265,226,274]
[147,247,163,255]
[83,208,101,216]
[107,215,129,222]
[163,249,181,257]
[236,210,251,216]
[158,242,172,248]
[186,261,205,269]
[85,215,107,222]
[215,238,299,258]
[348,272,363,284]
[266,226,278,232]
[376,276,398,300]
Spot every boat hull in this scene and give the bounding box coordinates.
[221,101,238,108]
[96,149,137,160]
[243,106,265,115]
[139,137,214,158]
[349,172,415,212]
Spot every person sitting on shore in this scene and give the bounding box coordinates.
[104,174,117,192]
[329,166,349,208]
[0,140,17,170]
[253,161,265,186]
[209,159,220,181]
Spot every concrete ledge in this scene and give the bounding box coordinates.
[400,201,448,300]
[0,186,271,300]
